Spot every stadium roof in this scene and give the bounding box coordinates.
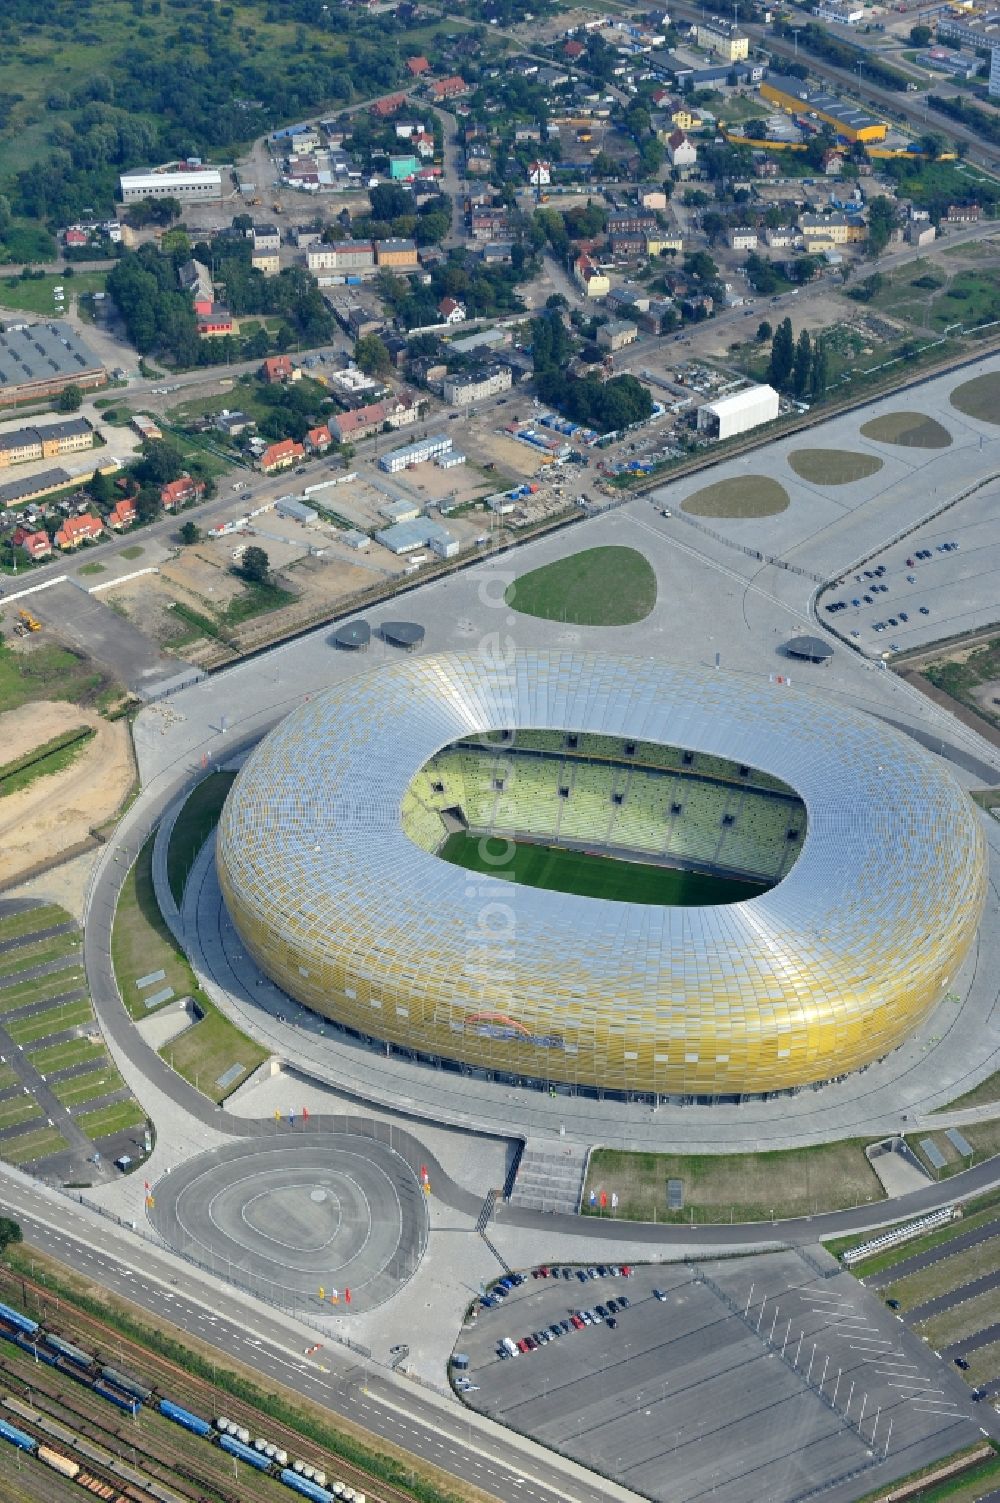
[217,652,985,1098]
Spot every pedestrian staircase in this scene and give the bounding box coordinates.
[507,1138,589,1215]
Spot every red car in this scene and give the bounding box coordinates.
[620,1264,633,1277]
[517,1338,531,1353]
[570,1314,585,1330]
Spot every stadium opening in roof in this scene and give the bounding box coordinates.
[217,652,986,1103]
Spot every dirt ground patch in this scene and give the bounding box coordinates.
[682,475,789,518]
[950,371,1000,424]
[860,411,953,448]
[787,449,884,485]
[0,701,133,889]
[474,429,549,481]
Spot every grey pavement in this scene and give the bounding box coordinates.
[25,579,191,697]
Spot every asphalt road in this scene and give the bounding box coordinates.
[0,1183,632,1503]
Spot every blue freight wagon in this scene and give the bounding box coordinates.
[94,1380,141,1416]
[0,1301,38,1336]
[0,1418,38,1453]
[159,1400,213,1437]
[12,1335,58,1366]
[219,1434,271,1470]
[280,1468,334,1503]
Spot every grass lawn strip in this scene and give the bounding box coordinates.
[0,1098,43,1130]
[51,1066,126,1108]
[0,726,95,798]
[113,835,268,1101]
[30,1039,105,1074]
[786,449,883,485]
[439,832,766,906]
[584,1140,882,1223]
[0,932,80,978]
[7,1000,93,1045]
[885,1235,1000,1310]
[0,1064,16,1090]
[75,1101,146,1139]
[504,546,657,626]
[166,771,237,905]
[918,1286,1000,1348]
[0,1127,66,1163]
[0,966,87,1012]
[851,1445,1000,1503]
[681,475,789,518]
[965,1340,1000,1386]
[0,904,67,942]
[826,1193,1000,1274]
[937,1069,1000,1111]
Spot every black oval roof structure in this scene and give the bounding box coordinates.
[785,635,833,663]
[334,619,371,649]
[382,620,425,648]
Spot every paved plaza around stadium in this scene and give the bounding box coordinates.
[456,1252,978,1503]
[149,1131,427,1316]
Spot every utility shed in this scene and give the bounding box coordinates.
[697,384,779,441]
[276,497,318,524]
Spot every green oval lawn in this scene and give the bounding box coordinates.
[504,545,657,626]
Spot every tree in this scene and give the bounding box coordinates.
[867,195,898,258]
[769,317,794,389]
[354,333,392,378]
[0,1217,21,1252]
[238,545,270,584]
[909,24,932,46]
[756,319,772,343]
[180,519,201,545]
[792,328,812,398]
[683,250,718,282]
[545,293,568,311]
[58,384,83,412]
[809,337,830,400]
[89,468,116,506]
[133,438,185,487]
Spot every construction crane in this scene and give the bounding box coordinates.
[16,609,41,632]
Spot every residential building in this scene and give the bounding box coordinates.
[945,203,981,222]
[760,74,887,144]
[262,355,295,383]
[12,526,52,561]
[375,238,418,268]
[666,129,697,167]
[764,225,796,248]
[305,425,332,453]
[406,55,431,76]
[328,396,419,443]
[442,364,512,405]
[0,322,105,409]
[371,93,407,117]
[307,240,375,274]
[470,208,510,241]
[573,252,610,299]
[466,143,492,175]
[63,228,88,248]
[597,319,638,351]
[640,188,668,210]
[528,161,552,186]
[606,283,651,314]
[379,433,453,472]
[611,232,647,258]
[196,305,234,337]
[177,259,213,301]
[346,306,384,339]
[822,148,846,175]
[252,225,281,252]
[798,212,857,249]
[439,296,466,324]
[54,512,104,548]
[431,76,469,100]
[646,233,683,255]
[108,497,137,529]
[729,226,758,251]
[259,439,304,474]
[251,252,280,276]
[937,12,1000,51]
[214,409,255,438]
[991,45,1000,97]
[697,384,779,440]
[119,163,223,202]
[695,18,749,60]
[906,222,937,247]
[607,213,658,236]
[160,473,206,509]
[0,417,93,469]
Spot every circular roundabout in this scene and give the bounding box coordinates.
[149,1134,428,1315]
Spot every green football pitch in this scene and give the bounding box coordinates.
[438,833,767,907]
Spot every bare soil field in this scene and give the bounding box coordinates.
[0,701,133,888]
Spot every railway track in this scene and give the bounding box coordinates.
[0,1273,430,1503]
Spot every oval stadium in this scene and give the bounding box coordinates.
[216,651,986,1100]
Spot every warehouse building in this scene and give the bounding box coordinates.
[0,323,106,408]
[375,516,459,556]
[120,163,224,202]
[697,384,779,440]
[0,466,73,509]
[759,74,887,143]
[379,434,452,472]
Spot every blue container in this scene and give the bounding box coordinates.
[0,1301,38,1336]
[0,1418,37,1453]
[159,1399,213,1437]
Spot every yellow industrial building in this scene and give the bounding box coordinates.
[760,73,888,143]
